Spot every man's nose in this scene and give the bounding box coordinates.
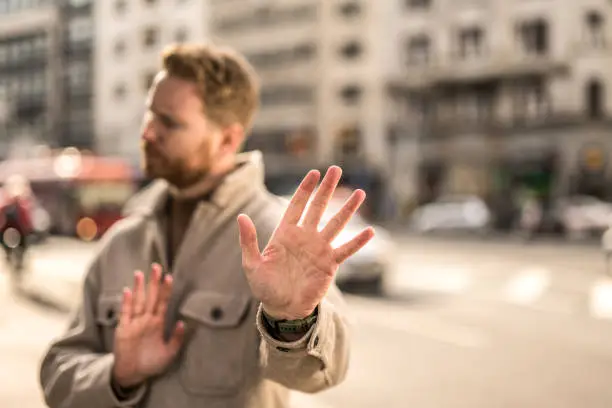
[141,120,156,142]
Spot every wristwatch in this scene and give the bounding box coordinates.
[262,307,318,334]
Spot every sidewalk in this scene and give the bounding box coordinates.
[1,237,96,312]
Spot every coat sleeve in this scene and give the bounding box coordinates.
[256,284,351,393]
[39,256,147,408]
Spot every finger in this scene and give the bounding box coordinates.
[237,214,262,271]
[320,189,366,242]
[132,271,146,316]
[119,287,133,325]
[279,170,320,226]
[167,321,186,351]
[302,166,342,229]
[144,264,162,314]
[154,273,173,316]
[333,227,375,264]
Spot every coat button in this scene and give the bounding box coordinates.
[211,307,223,321]
[313,336,319,347]
[106,309,115,320]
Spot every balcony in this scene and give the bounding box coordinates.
[415,112,612,140]
[394,53,570,90]
[0,52,48,72]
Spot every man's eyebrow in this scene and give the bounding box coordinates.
[148,105,184,125]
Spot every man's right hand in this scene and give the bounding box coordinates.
[112,264,185,388]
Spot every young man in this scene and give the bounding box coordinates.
[39,43,374,408]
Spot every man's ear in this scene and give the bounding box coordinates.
[220,123,246,154]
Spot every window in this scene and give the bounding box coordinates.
[338,2,361,18]
[406,0,431,10]
[512,80,548,121]
[114,83,127,100]
[339,85,362,104]
[260,85,313,106]
[406,35,430,65]
[336,125,361,157]
[245,43,316,69]
[114,39,126,56]
[174,28,188,43]
[586,79,605,119]
[68,61,90,88]
[457,27,484,59]
[585,11,606,49]
[339,41,363,59]
[143,0,157,5]
[143,27,159,48]
[69,17,93,43]
[517,19,548,56]
[69,0,92,6]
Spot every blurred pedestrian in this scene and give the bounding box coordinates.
[0,174,35,269]
[519,192,542,241]
[40,43,374,408]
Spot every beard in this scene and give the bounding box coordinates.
[141,140,211,189]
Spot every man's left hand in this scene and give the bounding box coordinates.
[237,166,374,320]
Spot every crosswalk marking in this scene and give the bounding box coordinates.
[502,267,551,305]
[389,265,472,294]
[589,278,612,320]
[387,263,612,322]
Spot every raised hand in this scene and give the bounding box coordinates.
[237,166,375,320]
[112,264,185,388]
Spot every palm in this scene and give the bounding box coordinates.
[116,315,175,376]
[113,266,185,388]
[238,166,374,320]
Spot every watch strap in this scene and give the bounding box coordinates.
[262,307,318,333]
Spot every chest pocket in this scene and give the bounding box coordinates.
[96,293,122,351]
[178,290,255,397]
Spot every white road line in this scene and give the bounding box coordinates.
[589,278,612,320]
[390,265,472,295]
[503,267,551,306]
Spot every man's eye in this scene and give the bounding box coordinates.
[160,116,178,129]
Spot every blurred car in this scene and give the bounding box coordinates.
[409,195,491,233]
[280,196,394,294]
[553,195,612,238]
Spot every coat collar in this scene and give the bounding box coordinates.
[123,150,266,218]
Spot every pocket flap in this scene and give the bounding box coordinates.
[180,291,251,329]
[96,294,122,326]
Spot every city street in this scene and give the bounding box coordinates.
[1,236,612,407]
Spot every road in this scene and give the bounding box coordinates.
[1,236,612,408]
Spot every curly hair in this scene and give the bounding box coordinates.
[161,43,260,131]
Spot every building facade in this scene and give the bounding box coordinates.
[0,0,95,159]
[93,0,210,165]
[210,0,402,219]
[62,0,95,150]
[391,0,612,226]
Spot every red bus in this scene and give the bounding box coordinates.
[0,148,137,240]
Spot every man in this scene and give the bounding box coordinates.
[39,43,374,408]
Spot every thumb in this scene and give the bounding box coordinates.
[237,214,261,271]
[168,321,185,353]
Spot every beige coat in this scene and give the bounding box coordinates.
[39,151,350,408]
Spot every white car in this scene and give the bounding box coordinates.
[554,195,612,238]
[280,196,395,294]
[410,195,491,233]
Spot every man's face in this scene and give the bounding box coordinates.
[140,72,222,188]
